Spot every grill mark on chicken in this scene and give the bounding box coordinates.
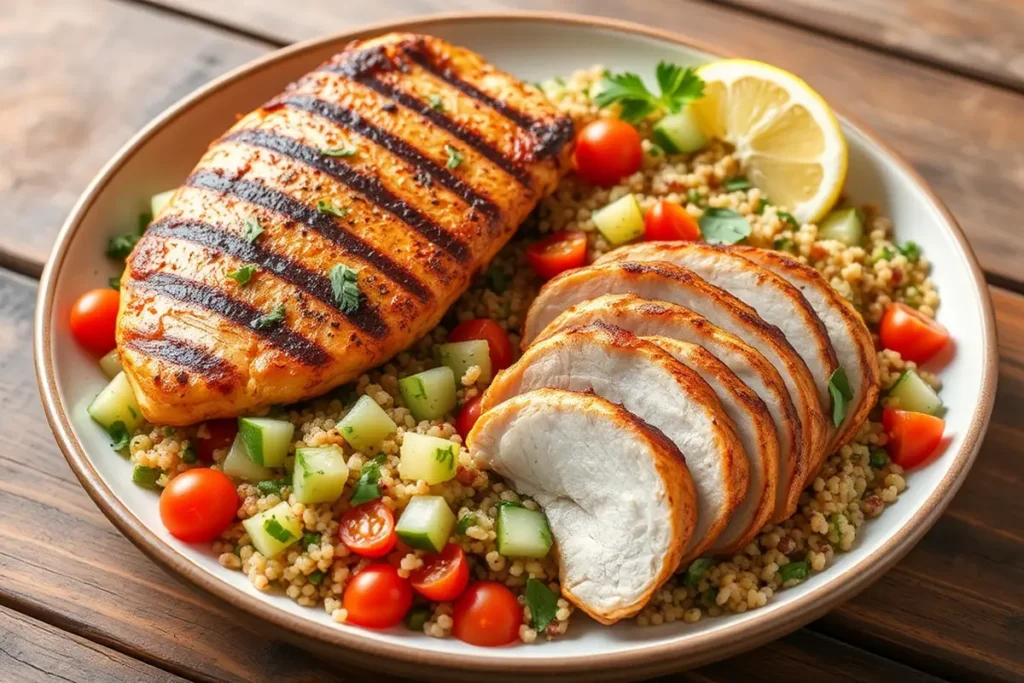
[145,218,389,338]
[185,169,432,302]
[131,271,331,366]
[224,128,471,264]
[279,95,500,220]
[123,336,238,389]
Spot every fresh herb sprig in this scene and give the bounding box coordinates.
[593,61,705,123]
[329,264,361,313]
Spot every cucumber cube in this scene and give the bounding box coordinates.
[338,395,397,451]
[87,371,144,432]
[888,369,943,416]
[818,207,864,246]
[242,501,302,558]
[150,189,175,217]
[652,108,708,154]
[438,340,492,385]
[98,349,123,379]
[496,505,553,558]
[398,366,457,422]
[238,417,294,467]
[222,434,276,482]
[395,495,456,552]
[592,194,645,245]
[292,446,349,504]
[399,433,459,485]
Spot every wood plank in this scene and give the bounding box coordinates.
[143,0,1024,289]
[719,0,1024,91]
[0,270,951,682]
[0,604,188,683]
[0,0,267,278]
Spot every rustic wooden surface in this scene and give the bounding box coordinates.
[2,0,1023,681]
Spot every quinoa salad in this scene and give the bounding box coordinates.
[75,55,952,645]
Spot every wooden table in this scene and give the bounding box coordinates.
[2,1,1022,681]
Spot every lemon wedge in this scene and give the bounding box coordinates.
[690,59,847,224]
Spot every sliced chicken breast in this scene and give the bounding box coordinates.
[729,246,880,451]
[521,261,823,520]
[644,336,778,554]
[468,388,697,624]
[482,322,748,562]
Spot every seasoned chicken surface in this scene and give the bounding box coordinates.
[117,33,574,425]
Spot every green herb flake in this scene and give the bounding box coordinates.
[317,200,348,218]
[181,444,197,465]
[444,144,464,170]
[433,445,456,472]
[486,265,508,294]
[686,188,703,206]
[869,448,890,469]
[525,577,559,632]
[723,177,751,192]
[405,606,432,632]
[226,264,259,286]
[242,217,264,243]
[132,465,161,489]
[306,569,325,585]
[455,513,477,535]
[699,208,752,245]
[251,304,286,330]
[137,211,153,234]
[321,145,357,157]
[329,264,361,313]
[700,587,718,608]
[779,560,810,583]
[105,233,140,260]
[898,240,921,262]
[755,196,770,215]
[827,366,854,428]
[647,143,665,157]
[777,211,799,228]
[349,454,387,506]
[256,479,287,496]
[684,557,714,586]
[108,274,122,290]
[263,517,295,543]
[108,421,131,451]
[871,246,895,264]
[428,94,445,112]
[301,532,322,549]
[593,62,705,123]
[773,237,796,253]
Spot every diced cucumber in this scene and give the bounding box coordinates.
[592,194,645,245]
[87,371,143,432]
[888,369,943,416]
[438,340,492,385]
[818,207,864,246]
[132,465,161,489]
[399,433,458,485]
[395,495,456,552]
[338,395,397,451]
[496,505,553,558]
[242,501,302,558]
[398,366,457,421]
[238,417,294,467]
[652,108,708,154]
[150,189,175,217]
[292,446,349,504]
[99,349,123,378]
[222,434,276,482]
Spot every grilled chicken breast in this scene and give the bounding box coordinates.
[117,33,573,425]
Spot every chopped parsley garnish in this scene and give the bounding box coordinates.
[433,445,456,471]
[525,577,559,632]
[699,208,751,245]
[317,200,348,218]
[242,217,264,243]
[455,513,476,535]
[428,94,445,112]
[444,144,464,170]
[405,606,431,631]
[181,444,197,464]
[485,265,508,294]
[755,197,770,215]
[827,366,854,428]
[321,145,357,157]
[898,240,921,262]
[108,275,122,290]
[226,264,259,286]
[132,465,161,489]
[686,188,703,206]
[307,569,325,585]
[869,448,890,469]
[779,560,809,583]
[700,587,718,608]
[263,518,295,543]
[773,237,796,253]
[251,304,286,330]
[592,61,705,123]
[301,532,322,549]
[684,557,713,586]
[349,454,387,506]
[256,479,287,496]
[647,143,665,157]
[777,210,799,228]
[723,177,751,192]
[105,233,140,259]
[107,421,131,451]
[329,264,361,313]
[871,246,895,264]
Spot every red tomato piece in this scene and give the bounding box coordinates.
[410,543,470,602]
[526,231,588,280]
[573,119,643,187]
[644,200,701,242]
[882,407,945,470]
[879,303,950,364]
[343,563,413,629]
[159,468,239,543]
[69,288,120,356]
[455,395,485,440]
[448,319,514,371]
[339,500,397,558]
[452,581,522,647]
[196,419,238,463]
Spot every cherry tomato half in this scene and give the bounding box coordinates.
[69,288,120,356]
[526,231,588,280]
[452,581,522,647]
[644,200,701,242]
[343,563,413,629]
[196,419,238,463]
[882,407,945,470]
[879,303,950,364]
[339,500,397,558]
[410,543,470,602]
[448,319,514,372]
[159,468,239,543]
[456,395,485,440]
[573,119,643,187]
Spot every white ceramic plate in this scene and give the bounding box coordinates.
[35,12,997,682]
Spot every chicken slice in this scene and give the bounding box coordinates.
[468,388,697,624]
[482,322,748,563]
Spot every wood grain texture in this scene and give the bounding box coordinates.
[0,604,187,683]
[0,0,266,278]
[720,0,1024,91]
[136,0,1024,289]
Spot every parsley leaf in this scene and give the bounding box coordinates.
[226,264,259,286]
[307,569,325,585]
[871,246,895,264]
[869,448,890,469]
[256,479,287,496]
[329,264,361,313]
[181,444,197,464]
[755,197,770,215]
[723,177,751,192]
[317,200,347,218]
[780,560,809,583]
[444,144,463,170]
[777,210,799,228]
[105,233,140,259]
[699,208,751,245]
[485,265,508,294]
[655,62,705,112]
[301,532,322,549]
[321,145,357,157]
[428,94,445,112]
[828,366,854,427]
[455,513,477,535]
[263,518,295,543]
[684,557,714,586]
[242,217,264,243]
[251,304,286,330]
[349,454,387,506]
[898,240,921,262]
[525,578,559,632]
[593,62,705,123]
[108,421,131,451]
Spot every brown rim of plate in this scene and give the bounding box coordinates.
[33,11,999,679]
